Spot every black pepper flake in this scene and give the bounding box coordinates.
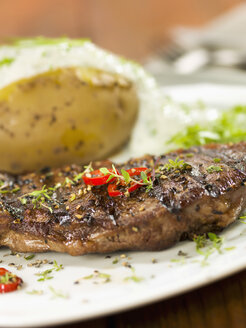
[212,210,223,215]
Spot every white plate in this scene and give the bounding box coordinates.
[1,83,246,328]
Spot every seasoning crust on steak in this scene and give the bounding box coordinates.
[1,142,246,256]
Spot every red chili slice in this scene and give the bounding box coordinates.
[127,167,149,176]
[108,167,150,197]
[0,267,22,293]
[82,169,118,186]
[127,182,142,193]
[107,183,124,197]
[127,168,151,193]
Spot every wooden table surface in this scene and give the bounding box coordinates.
[1,1,246,327]
[54,268,246,328]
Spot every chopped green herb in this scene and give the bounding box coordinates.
[83,271,111,283]
[19,185,54,212]
[26,289,43,295]
[98,273,111,279]
[49,286,68,299]
[83,274,94,280]
[124,266,143,283]
[24,254,35,261]
[35,260,63,281]
[73,163,93,182]
[225,246,236,251]
[20,198,27,205]
[170,257,186,264]
[207,232,224,254]
[213,158,221,163]
[0,187,20,194]
[0,272,10,284]
[239,216,246,224]
[193,233,224,266]
[161,157,190,172]
[64,177,74,186]
[239,215,246,223]
[52,260,63,272]
[124,275,144,283]
[0,57,15,67]
[112,258,119,264]
[206,165,223,173]
[73,173,83,182]
[36,269,54,282]
[69,193,76,202]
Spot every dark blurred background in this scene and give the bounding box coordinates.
[0,0,243,61]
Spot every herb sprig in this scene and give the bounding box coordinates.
[82,270,111,283]
[18,185,58,213]
[124,267,144,283]
[193,233,224,266]
[160,157,190,172]
[36,261,63,282]
[73,163,93,182]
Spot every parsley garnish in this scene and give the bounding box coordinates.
[160,157,190,172]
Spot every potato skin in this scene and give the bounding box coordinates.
[0,67,138,173]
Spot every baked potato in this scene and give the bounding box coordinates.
[0,66,138,173]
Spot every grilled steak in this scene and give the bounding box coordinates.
[0,142,246,255]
